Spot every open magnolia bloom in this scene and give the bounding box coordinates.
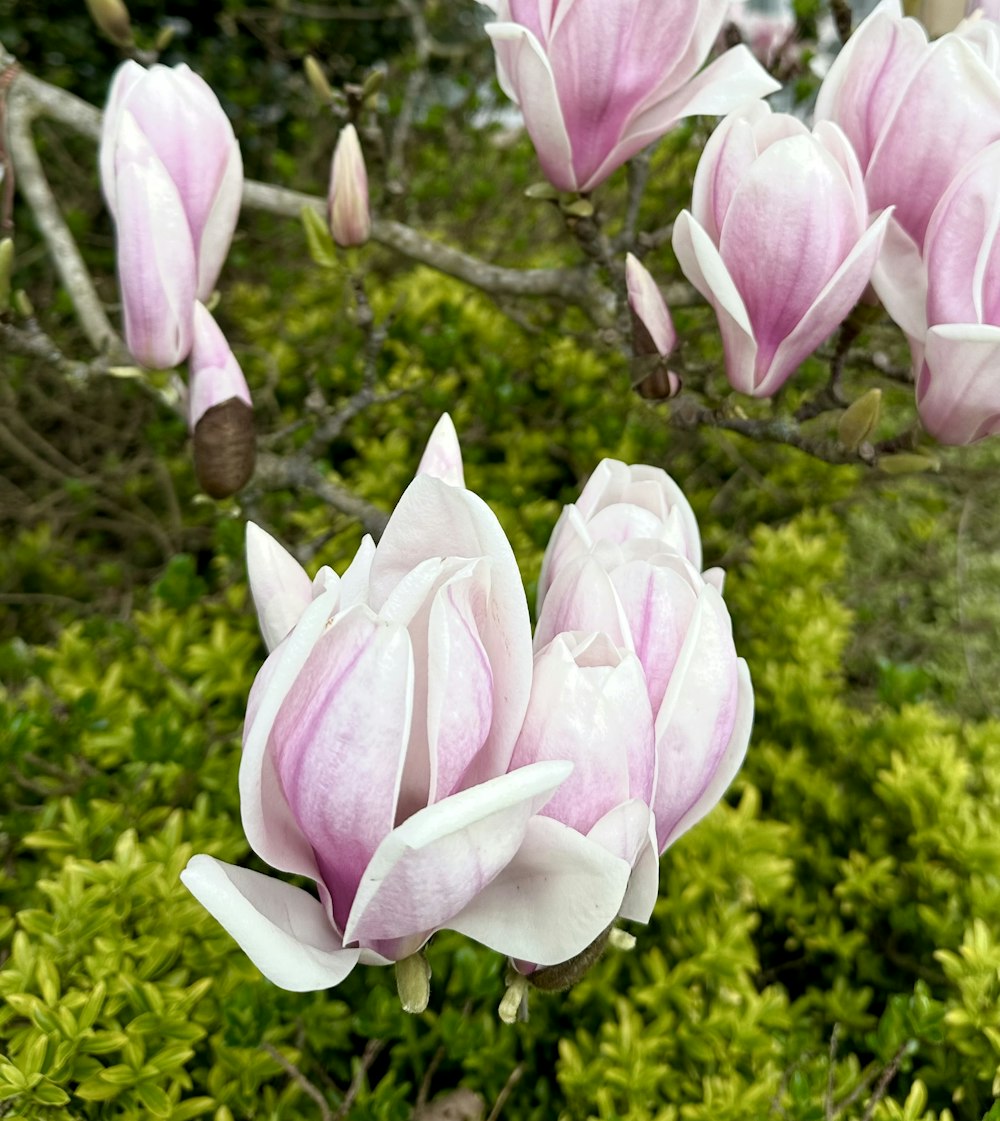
[182,417,634,991]
[673,100,890,397]
[480,0,779,192]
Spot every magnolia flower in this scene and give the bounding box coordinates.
[914,141,1000,442]
[509,632,661,933]
[538,457,705,609]
[188,302,255,499]
[480,0,780,192]
[815,1,1000,254]
[328,124,371,248]
[99,62,242,366]
[673,100,889,397]
[182,417,633,990]
[534,539,753,855]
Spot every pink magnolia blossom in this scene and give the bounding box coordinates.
[100,62,242,365]
[626,252,678,359]
[673,101,889,397]
[726,0,797,68]
[509,632,661,930]
[182,417,633,989]
[815,1,1000,257]
[967,0,1000,17]
[538,457,705,608]
[480,0,780,192]
[187,301,252,432]
[534,540,753,855]
[915,141,1000,442]
[328,124,371,248]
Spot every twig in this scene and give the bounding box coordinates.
[858,1043,911,1121]
[484,1063,523,1121]
[824,1024,840,1121]
[5,81,123,356]
[261,1042,333,1121]
[332,1038,385,1121]
[618,149,652,253]
[254,450,390,539]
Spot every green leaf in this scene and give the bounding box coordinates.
[300,205,338,269]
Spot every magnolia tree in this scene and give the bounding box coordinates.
[1,0,998,1036]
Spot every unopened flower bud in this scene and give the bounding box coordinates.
[395,952,431,1014]
[0,239,13,311]
[625,253,676,360]
[188,302,255,499]
[360,67,385,101]
[154,24,175,52]
[838,388,882,450]
[303,55,333,104]
[328,124,370,248]
[14,289,34,318]
[85,0,133,47]
[878,451,941,475]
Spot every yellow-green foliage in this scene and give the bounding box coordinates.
[3,506,1000,1120]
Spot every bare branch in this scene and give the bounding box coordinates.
[5,79,124,356]
[261,1042,333,1121]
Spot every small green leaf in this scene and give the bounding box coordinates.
[301,205,338,269]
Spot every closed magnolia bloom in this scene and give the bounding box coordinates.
[915,141,1000,443]
[815,1,1000,254]
[538,458,704,608]
[100,61,242,365]
[535,537,754,856]
[188,302,255,498]
[726,0,797,68]
[673,101,889,397]
[480,0,780,193]
[626,252,677,360]
[509,632,660,930]
[328,124,371,248]
[182,416,634,989]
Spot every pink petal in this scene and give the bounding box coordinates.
[416,413,465,488]
[344,760,571,944]
[672,209,759,394]
[271,605,413,930]
[112,113,197,368]
[447,814,632,965]
[814,2,926,171]
[760,208,891,397]
[484,23,577,189]
[187,301,252,429]
[510,634,655,833]
[919,323,1000,444]
[593,46,780,192]
[659,657,754,851]
[533,555,631,651]
[626,253,677,358]
[239,586,341,881]
[180,855,360,991]
[246,521,313,652]
[652,585,741,853]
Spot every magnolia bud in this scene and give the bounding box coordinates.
[189,302,255,498]
[303,55,333,104]
[85,0,133,47]
[327,124,371,248]
[0,238,13,311]
[838,388,882,450]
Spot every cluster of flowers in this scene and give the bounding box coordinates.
[817,0,1000,443]
[487,0,1000,444]
[181,417,753,995]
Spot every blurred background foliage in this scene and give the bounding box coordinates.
[2,0,1000,1118]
